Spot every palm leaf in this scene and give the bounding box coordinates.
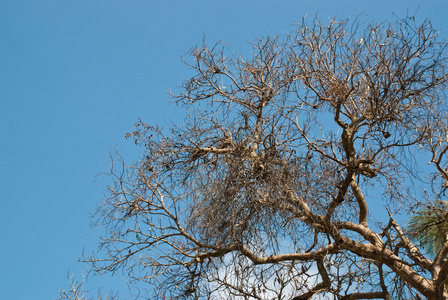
[407,200,448,257]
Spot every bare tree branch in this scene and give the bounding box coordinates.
[74,14,448,300]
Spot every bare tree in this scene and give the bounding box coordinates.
[83,15,448,299]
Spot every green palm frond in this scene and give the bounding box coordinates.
[407,200,448,257]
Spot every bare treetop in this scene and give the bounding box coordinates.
[76,15,448,300]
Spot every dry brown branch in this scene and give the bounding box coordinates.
[78,14,448,299]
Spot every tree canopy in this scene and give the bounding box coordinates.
[61,15,448,300]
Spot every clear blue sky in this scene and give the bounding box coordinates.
[1,1,447,299]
